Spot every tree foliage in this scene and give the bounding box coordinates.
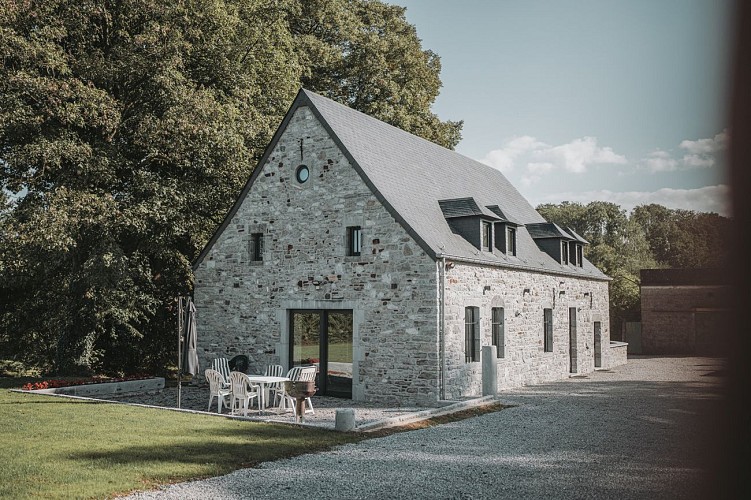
[537,201,731,338]
[0,0,461,374]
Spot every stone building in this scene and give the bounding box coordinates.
[640,268,731,355]
[193,89,621,405]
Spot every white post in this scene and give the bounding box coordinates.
[482,345,498,396]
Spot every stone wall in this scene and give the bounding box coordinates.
[442,261,611,399]
[641,285,732,355]
[194,106,439,405]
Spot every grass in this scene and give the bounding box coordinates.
[0,374,507,499]
[295,342,353,362]
[0,378,362,499]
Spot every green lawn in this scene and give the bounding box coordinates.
[296,342,352,362]
[0,379,362,499]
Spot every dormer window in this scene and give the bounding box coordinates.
[561,241,569,265]
[506,227,517,256]
[481,221,492,251]
[564,227,588,268]
[438,197,501,252]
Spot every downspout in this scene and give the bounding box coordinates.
[438,255,447,401]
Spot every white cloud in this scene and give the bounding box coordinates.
[642,129,728,173]
[643,150,679,172]
[682,153,715,168]
[532,184,731,216]
[527,162,555,174]
[539,137,626,173]
[679,129,728,155]
[480,135,548,173]
[480,135,627,176]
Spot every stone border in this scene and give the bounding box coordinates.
[354,395,497,432]
[17,377,165,397]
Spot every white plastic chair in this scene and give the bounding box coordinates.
[285,366,316,415]
[229,371,259,416]
[265,364,286,408]
[205,369,231,413]
[211,358,231,387]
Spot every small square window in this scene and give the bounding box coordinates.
[347,226,362,256]
[250,233,263,262]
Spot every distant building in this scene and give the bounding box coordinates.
[193,89,622,405]
[640,268,732,355]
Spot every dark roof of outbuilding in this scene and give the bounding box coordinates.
[194,89,609,280]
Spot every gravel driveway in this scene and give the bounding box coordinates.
[128,356,726,499]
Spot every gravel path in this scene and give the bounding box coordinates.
[127,356,726,499]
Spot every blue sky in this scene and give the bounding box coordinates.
[389,0,734,215]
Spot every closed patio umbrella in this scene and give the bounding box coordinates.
[178,297,199,408]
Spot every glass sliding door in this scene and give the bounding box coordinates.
[289,309,353,398]
[325,311,353,397]
[291,311,321,373]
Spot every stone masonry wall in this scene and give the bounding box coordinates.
[443,262,611,399]
[194,106,439,405]
[641,285,731,354]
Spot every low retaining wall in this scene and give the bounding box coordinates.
[609,341,628,368]
[29,378,165,397]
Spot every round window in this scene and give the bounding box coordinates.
[296,165,309,183]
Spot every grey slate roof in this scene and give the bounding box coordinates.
[194,89,609,281]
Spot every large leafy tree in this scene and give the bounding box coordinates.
[289,0,462,149]
[0,0,460,374]
[632,204,732,268]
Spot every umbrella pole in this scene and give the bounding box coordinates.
[177,296,183,409]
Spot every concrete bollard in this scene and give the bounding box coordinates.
[335,408,356,432]
[482,345,498,396]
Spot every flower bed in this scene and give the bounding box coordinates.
[22,374,153,391]
[22,376,165,397]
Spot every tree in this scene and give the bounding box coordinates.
[632,204,732,268]
[288,0,463,149]
[0,0,460,374]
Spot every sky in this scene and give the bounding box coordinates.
[389,0,734,216]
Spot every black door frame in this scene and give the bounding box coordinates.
[288,309,352,398]
[594,321,602,368]
[569,307,577,374]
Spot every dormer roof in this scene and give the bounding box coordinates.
[526,223,575,240]
[438,197,501,220]
[485,205,522,225]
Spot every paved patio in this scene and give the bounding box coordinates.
[96,383,431,429]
